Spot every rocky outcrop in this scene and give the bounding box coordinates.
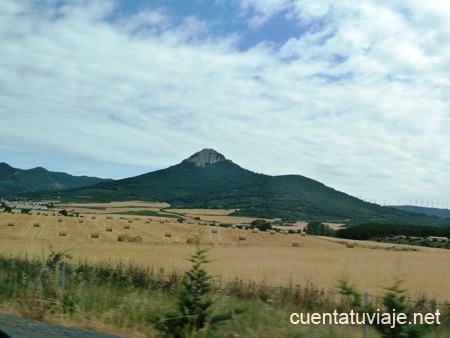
[182,148,229,167]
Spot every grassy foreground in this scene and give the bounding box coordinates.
[0,247,449,337]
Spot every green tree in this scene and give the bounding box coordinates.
[155,247,244,337]
[338,279,426,338]
[251,219,272,232]
[304,221,336,237]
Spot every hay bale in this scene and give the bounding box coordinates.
[7,222,14,227]
[145,220,151,224]
[292,241,300,247]
[211,228,218,234]
[105,226,113,232]
[186,236,198,244]
[78,219,84,224]
[239,235,246,241]
[159,220,165,224]
[346,242,355,248]
[129,235,143,243]
[300,232,306,236]
[165,232,172,238]
[106,216,113,220]
[252,228,259,233]
[124,224,131,230]
[90,231,99,238]
[58,230,67,237]
[283,230,289,235]
[33,222,40,228]
[134,217,141,221]
[269,230,276,235]
[57,218,64,222]
[117,234,130,242]
[147,218,152,221]
[127,219,133,224]
[231,224,237,229]
[91,215,96,219]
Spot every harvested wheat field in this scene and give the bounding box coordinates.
[1,210,449,303]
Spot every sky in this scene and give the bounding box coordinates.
[1,0,449,208]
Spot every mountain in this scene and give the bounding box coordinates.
[18,149,450,226]
[388,205,450,218]
[0,162,112,197]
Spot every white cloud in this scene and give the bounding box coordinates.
[0,0,449,206]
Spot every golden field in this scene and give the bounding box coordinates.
[1,203,450,304]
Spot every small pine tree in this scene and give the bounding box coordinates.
[371,280,424,338]
[155,247,244,337]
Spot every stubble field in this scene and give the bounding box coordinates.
[1,204,449,304]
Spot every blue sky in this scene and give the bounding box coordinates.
[1,0,450,208]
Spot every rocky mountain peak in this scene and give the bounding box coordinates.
[182,148,228,167]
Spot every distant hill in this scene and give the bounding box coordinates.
[388,205,450,218]
[17,149,450,226]
[0,162,112,197]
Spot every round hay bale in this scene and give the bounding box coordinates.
[91,215,96,219]
[239,235,246,241]
[159,220,165,224]
[346,242,355,248]
[7,222,14,227]
[124,224,131,230]
[269,230,276,235]
[231,224,237,229]
[300,232,306,236]
[106,216,113,220]
[33,222,40,228]
[117,234,130,242]
[186,235,198,244]
[283,230,289,235]
[134,217,141,221]
[252,228,259,233]
[292,241,300,247]
[147,218,152,221]
[128,219,133,224]
[165,232,172,238]
[57,218,64,222]
[211,228,218,234]
[58,230,67,237]
[78,219,84,224]
[145,220,151,224]
[129,235,143,243]
[90,231,99,238]
[105,226,113,232]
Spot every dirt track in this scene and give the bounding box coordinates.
[0,313,122,338]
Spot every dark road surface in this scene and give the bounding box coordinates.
[0,313,123,338]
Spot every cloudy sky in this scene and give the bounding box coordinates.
[1,0,449,207]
